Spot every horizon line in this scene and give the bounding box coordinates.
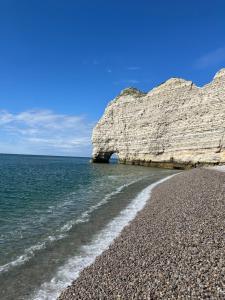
[0,152,91,159]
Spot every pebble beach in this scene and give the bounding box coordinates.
[59,168,225,299]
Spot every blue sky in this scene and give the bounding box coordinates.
[0,0,225,156]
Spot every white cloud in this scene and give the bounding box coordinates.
[195,46,225,68]
[0,110,94,156]
[0,110,14,125]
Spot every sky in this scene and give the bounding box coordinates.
[0,0,225,156]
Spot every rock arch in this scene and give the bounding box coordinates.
[92,151,120,163]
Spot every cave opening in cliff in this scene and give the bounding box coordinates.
[109,153,119,164]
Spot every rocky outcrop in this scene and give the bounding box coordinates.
[92,68,225,169]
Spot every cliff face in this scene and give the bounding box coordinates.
[92,68,225,169]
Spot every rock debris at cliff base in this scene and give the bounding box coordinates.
[59,168,225,299]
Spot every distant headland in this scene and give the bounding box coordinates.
[92,68,225,169]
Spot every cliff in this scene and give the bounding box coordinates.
[92,68,225,169]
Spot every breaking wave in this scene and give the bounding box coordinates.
[32,174,176,300]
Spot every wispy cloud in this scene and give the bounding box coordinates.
[114,79,140,85]
[0,110,94,156]
[195,46,225,68]
[127,66,140,71]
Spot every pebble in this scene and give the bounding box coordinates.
[58,169,225,299]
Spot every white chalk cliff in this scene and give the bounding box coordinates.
[92,68,225,168]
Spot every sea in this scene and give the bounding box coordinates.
[0,154,177,300]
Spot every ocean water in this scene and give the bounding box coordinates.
[0,154,177,300]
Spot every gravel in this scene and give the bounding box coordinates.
[58,168,225,299]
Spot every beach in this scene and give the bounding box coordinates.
[59,168,225,299]
[1,155,176,300]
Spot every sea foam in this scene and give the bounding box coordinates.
[59,177,146,233]
[0,177,145,274]
[0,234,66,274]
[32,174,176,300]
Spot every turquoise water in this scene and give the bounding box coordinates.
[0,154,176,299]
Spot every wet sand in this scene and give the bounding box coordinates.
[59,168,225,299]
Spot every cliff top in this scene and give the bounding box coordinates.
[119,87,146,97]
[115,68,225,99]
[105,68,225,111]
[214,68,225,79]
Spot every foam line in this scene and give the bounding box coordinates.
[0,177,145,274]
[59,176,146,233]
[32,174,177,300]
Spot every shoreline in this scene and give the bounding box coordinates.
[59,168,225,299]
[32,172,175,299]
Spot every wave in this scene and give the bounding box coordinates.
[0,177,145,274]
[32,174,176,300]
[0,234,66,274]
[59,177,146,233]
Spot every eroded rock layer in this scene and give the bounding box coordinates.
[92,69,225,168]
